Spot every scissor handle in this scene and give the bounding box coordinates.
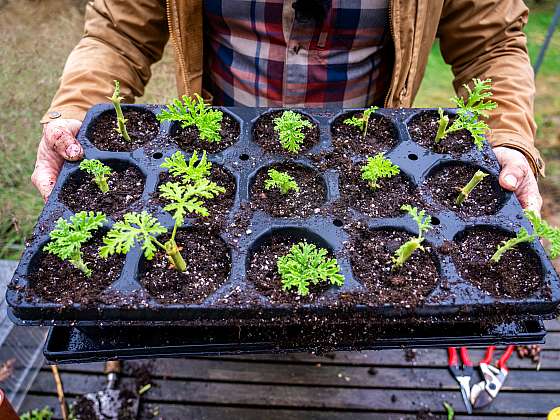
[460,347,473,367]
[497,345,515,371]
[448,347,458,367]
[480,345,496,365]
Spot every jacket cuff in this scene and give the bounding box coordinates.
[40,107,88,124]
[489,130,545,178]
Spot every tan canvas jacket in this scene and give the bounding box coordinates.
[42,0,545,175]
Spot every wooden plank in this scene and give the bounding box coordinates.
[20,394,547,420]
[27,371,559,416]
[106,358,560,391]
[49,358,560,391]
[197,348,560,370]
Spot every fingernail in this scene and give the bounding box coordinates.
[504,174,518,189]
[66,144,81,158]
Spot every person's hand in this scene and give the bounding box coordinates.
[493,146,542,214]
[31,119,83,202]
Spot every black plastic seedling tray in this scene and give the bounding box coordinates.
[7,105,560,331]
[43,320,546,364]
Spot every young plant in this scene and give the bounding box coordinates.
[273,110,313,153]
[157,93,223,143]
[160,150,211,184]
[392,205,433,268]
[79,159,113,193]
[107,80,131,142]
[99,211,183,269]
[490,210,560,263]
[264,169,299,195]
[277,241,344,296]
[434,78,497,149]
[360,153,400,191]
[159,179,225,219]
[343,105,379,138]
[21,406,54,420]
[455,169,489,206]
[44,211,107,277]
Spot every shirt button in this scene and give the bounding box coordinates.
[48,111,61,119]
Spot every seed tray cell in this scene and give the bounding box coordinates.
[7,105,560,327]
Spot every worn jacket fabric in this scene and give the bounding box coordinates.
[42,0,545,175]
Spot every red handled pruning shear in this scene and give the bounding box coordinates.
[470,345,515,408]
[448,347,473,414]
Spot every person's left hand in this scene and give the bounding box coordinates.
[493,146,542,214]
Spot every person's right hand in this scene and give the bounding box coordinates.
[31,119,83,202]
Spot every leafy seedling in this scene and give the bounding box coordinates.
[343,106,379,138]
[99,211,182,269]
[277,241,344,296]
[360,153,400,191]
[434,78,497,149]
[157,93,223,143]
[44,211,107,277]
[107,80,131,142]
[264,169,299,195]
[273,110,313,153]
[79,159,113,193]
[392,205,433,268]
[161,150,212,184]
[20,406,54,420]
[490,210,560,263]
[455,169,489,206]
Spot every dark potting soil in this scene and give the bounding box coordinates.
[252,110,320,155]
[153,165,236,221]
[349,228,440,305]
[408,110,473,157]
[172,112,240,153]
[424,163,505,218]
[60,165,144,217]
[87,109,159,151]
[331,111,399,155]
[247,234,336,305]
[450,227,543,299]
[339,165,422,218]
[140,229,231,304]
[28,233,123,305]
[250,162,326,218]
[72,396,97,419]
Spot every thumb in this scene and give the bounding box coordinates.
[44,119,84,161]
[496,151,529,192]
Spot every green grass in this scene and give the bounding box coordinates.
[0,0,558,259]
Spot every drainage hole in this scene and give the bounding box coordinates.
[333,219,343,227]
[408,153,418,161]
[152,152,163,159]
[239,154,250,161]
[431,216,441,226]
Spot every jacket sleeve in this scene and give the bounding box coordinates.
[437,0,544,176]
[41,0,169,124]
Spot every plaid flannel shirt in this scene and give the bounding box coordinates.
[204,0,392,107]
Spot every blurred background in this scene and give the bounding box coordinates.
[0,0,558,262]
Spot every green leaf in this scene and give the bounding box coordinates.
[159,179,225,221]
[343,106,378,137]
[161,150,212,184]
[360,153,400,190]
[524,209,560,259]
[43,211,106,277]
[273,111,313,153]
[100,211,167,260]
[401,204,432,238]
[264,169,299,195]
[157,94,223,143]
[20,406,54,420]
[277,241,344,296]
[392,205,433,268]
[79,159,112,193]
